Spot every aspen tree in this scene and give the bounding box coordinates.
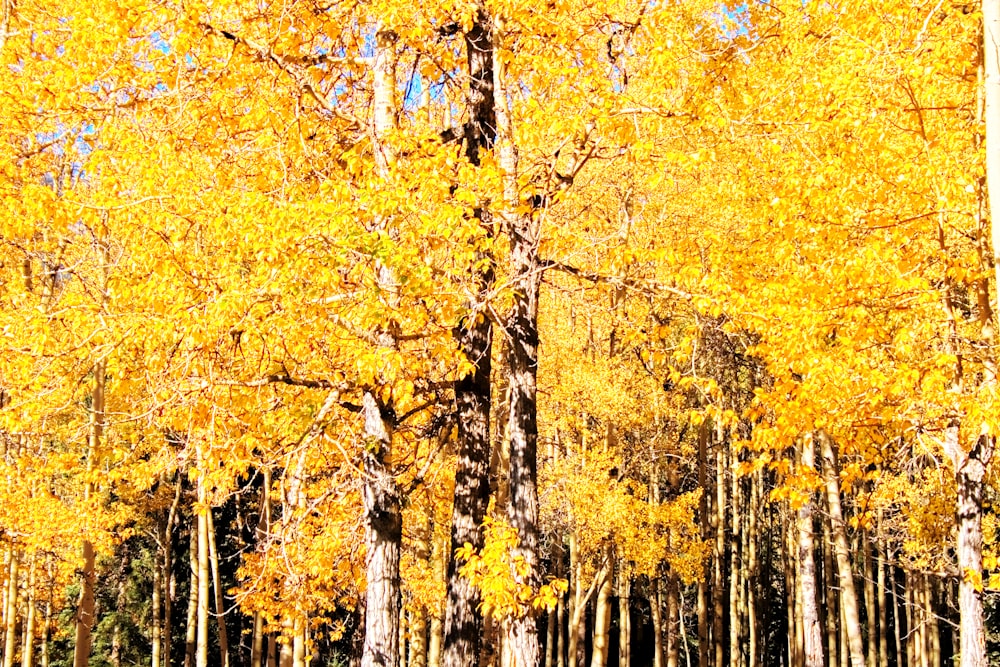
[818,432,865,667]
[3,552,16,667]
[797,436,823,667]
[443,8,496,667]
[360,23,403,667]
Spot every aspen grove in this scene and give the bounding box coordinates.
[1,0,1000,666]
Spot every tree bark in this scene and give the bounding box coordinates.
[4,551,17,667]
[207,509,230,667]
[361,24,403,667]
[943,423,987,667]
[650,576,664,667]
[822,523,836,667]
[361,390,402,667]
[427,531,444,667]
[863,532,876,667]
[21,557,34,667]
[818,432,865,667]
[494,20,541,667]
[250,614,264,667]
[196,485,210,667]
[443,9,496,667]
[976,0,999,661]
[292,617,305,667]
[925,576,939,667]
[787,507,800,667]
[152,551,162,667]
[797,436,823,667]
[74,357,104,667]
[618,570,630,667]
[184,522,198,667]
[747,471,759,667]
[544,607,556,667]
[876,532,888,667]
[588,555,612,667]
[665,575,678,667]
[904,570,916,667]
[111,565,127,667]
[712,444,725,667]
[163,476,182,667]
[729,455,740,667]
[556,587,565,667]
[696,424,709,667]
[39,566,50,667]
[891,562,902,667]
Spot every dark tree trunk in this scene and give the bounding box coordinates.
[443,8,496,667]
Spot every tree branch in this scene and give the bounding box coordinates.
[201,22,363,128]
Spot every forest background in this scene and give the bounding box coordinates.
[0,0,998,666]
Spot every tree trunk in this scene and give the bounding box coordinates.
[975,0,999,660]
[443,9,495,667]
[618,571,630,667]
[427,531,444,667]
[74,357,104,667]
[428,613,443,667]
[876,533,888,667]
[942,423,987,667]
[4,551,17,667]
[818,432,865,667]
[163,476,182,667]
[39,569,50,667]
[544,607,556,667]
[361,390,402,667]
[152,552,162,667]
[925,576,939,667]
[207,509,230,667]
[361,24,403,667]
[185,522,198,667]
[678,587,691,667]
[729,456,740,667]
[588,556,612,667]
[410,606,428,667]
[568,535,581,667]
[696,424,709,667]
[196,484,210,667]
[111,567,127,667]
[251,614,264,667]
[21,558,34,667]
[280,633,293,667]
[797,436,823,667]
[494,21,540,667]
[2,549,10,665]
[822,524,837,667]
[788,507,801,667]
[569,540,601,667]
[650,577,664,667]
[863,532,876,667]
[904,570,916,667]
[712,444,725,667]
[293,618,305,667]
[747,471,759,667]
[556,589,565,667]
[665,575,678,667]
[891,562,902,667]
[839,589,848,667]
